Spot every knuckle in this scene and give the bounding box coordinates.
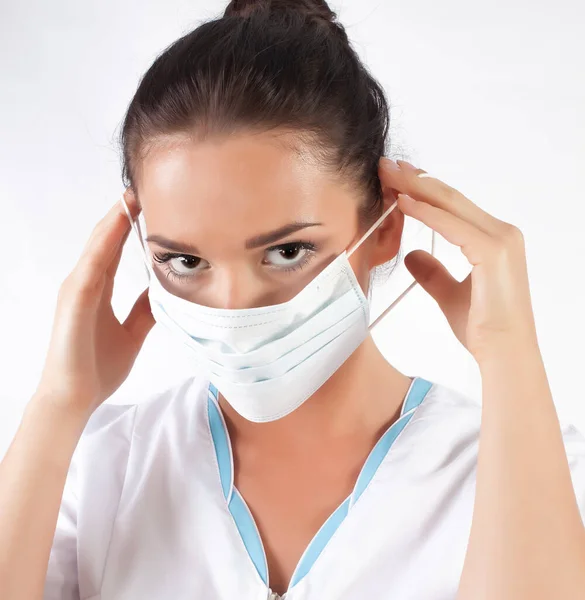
[65,267,100,298]
[58,273,76,298]
[431,179,460,201]
[500,223,525,246]
[487,224,524,262]
[440,181,459,198]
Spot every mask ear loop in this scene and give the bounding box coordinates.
[343,196,436,331]
[346,200,398,259]
[368,228,436,331]
[119,194,151,281]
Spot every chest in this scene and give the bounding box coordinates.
[92,443,477,600]
[82,378,482,599]
[233,448,368,596]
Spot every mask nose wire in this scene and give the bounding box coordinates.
[347,200,398,259]
[119,194,151,280]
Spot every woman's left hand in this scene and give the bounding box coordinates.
[380,158,540,364]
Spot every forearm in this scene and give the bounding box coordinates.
[457,341,585,600]
[0,395,89,600]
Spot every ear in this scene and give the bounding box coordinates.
[367,160,405,269]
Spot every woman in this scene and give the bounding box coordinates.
[1,1,584,599]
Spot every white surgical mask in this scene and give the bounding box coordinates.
[121,196,435,423]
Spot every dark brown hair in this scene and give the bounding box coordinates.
[119,0,391,229]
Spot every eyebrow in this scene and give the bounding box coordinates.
[145,221,323,255]
[244,221,323,249]
[145,235,201,255]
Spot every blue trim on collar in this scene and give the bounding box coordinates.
[209,383,219,400]
[207,389,231,502]
[351,377,433,508]
[402,377,433,416]
[229,489,269,585]
[289,496,351,587]
[208,386,268,584]
[206,376,433,592]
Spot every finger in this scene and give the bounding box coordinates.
[122,288,155,344]
[101,226,133,302]
[405,250,472,337]
[106,224,132,280]
[74,193,135,283]
[103,190,143,299]
[380,158,507,237]
[398,194,495,266]
[404,250,461,307]
[122,187,140,216]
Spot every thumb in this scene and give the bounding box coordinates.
[123,288,156,345]
[404,250,460,312]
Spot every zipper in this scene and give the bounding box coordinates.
[268,590,285,600]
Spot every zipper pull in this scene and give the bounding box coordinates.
[267,591,282,600]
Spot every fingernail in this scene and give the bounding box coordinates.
[396,160,418,171]
[381,157,401,171]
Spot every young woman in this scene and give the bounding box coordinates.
[1,1,585,599]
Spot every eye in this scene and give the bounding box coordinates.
[263,242,317,271]
[152,252,209,280]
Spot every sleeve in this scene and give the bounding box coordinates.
[561,420,585,523]
[42,402,137,600]
[43,446,81,600]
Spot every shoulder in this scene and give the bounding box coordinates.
[71,374,210,474]
[395,379,482,475]
[81,375,209,439]
[418,378,585,454]
[415,377,585,511]
[413,378,482,435]
[558,421,585,514]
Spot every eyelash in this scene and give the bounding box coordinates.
[152,241,318,283]
[152,252,200,283]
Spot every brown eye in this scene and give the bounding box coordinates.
[152,252,209,279]
[264,242,317,270]
[168,255,203,273]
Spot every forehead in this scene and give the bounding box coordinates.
[136,130,360,246]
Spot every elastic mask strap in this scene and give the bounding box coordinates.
[347,200,398,258]
[118,192,436,324]
[368,228,436,331]
[119,194,151,280]
[343,195,436,332]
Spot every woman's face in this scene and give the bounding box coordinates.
[136,129,401,308]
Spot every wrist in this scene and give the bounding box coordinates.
[476,337,546,382]
[473,330,541,368]
[26,390,93,433]
[15,393,92,471]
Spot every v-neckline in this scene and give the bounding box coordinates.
[205,375,434,598]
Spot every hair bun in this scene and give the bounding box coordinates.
[224,0,337,24]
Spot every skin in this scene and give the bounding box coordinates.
[384,159,585,599]
[137,133,585,596]
[136,131,414,593]
[1,129,583,599]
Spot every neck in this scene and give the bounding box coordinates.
[218,335,413,448]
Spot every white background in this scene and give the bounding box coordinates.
[1,0,584,459]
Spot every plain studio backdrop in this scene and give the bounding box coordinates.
[0,0,584,459]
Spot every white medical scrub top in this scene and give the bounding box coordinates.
[43,375,585,600]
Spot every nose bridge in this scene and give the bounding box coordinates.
[217,264,263,310]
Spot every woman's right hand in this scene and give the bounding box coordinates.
[33,189,155,419]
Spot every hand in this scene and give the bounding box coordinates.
[34,190,155,418]
[379,158,539,363]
